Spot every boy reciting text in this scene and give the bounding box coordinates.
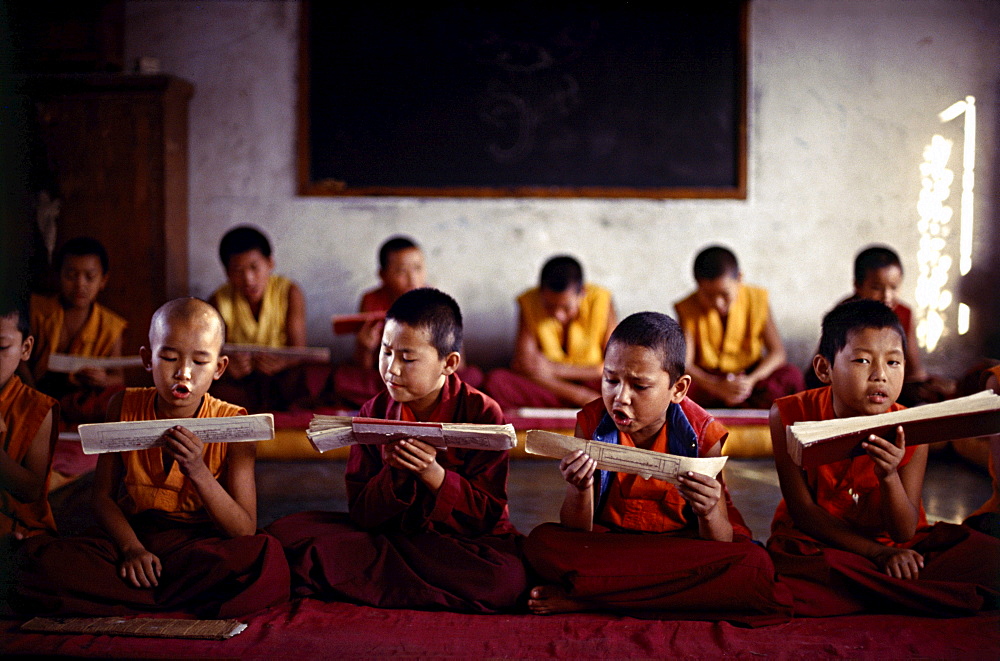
[674,245,803,409]
[767,299,999,617]
[13,298,289,617]
[268,288,526,613]
[486,255,616,410]
[209,225,308,412]
[0,294,58,601]
[524,312,792,625]
[29,237,127,426]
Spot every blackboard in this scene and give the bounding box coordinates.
[298,2,747,198]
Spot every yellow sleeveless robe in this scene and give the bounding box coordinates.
[674,283,769,374]
[518,283,611,367]
[211,274,292,347]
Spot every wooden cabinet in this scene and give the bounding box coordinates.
[25,74,192,362]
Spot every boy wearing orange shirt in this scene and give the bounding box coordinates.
[768,299,999,616]
[0,295,58,603]
[524,312,792,625]
[13,298,288,617]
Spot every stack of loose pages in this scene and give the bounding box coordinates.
[307,416,517,453]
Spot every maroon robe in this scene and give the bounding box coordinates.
[767,387,1000,617]
[13,513,290,618]
[266,373,527,613]
[11,390,290,618]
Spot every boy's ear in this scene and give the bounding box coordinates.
[98,271,109,292]
[19,334,34,362]
[812,354,833,384]
[670,373,692,403]
[140,345,153,372]
[213,353,229,380]
[442,351,461,376]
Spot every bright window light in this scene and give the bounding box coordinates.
[915,96,975,352]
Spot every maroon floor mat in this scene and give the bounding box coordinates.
[2,600,997,659]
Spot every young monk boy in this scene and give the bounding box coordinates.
[332,235,428,407]
[209,225,308,412]
[524,312,792,625]
[0,294,58,601]
[767,299,1000,617]
[268,288,526,613]
[674,245,803,409]
[832,245,956,405]
[485,255,617,409]
[13,298,289,617]
[29,237,127,425]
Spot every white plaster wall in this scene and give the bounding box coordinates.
[125,0,1000,374]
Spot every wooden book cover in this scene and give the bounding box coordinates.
[331,311,386,335]
[21,616,248,640]
[788,391,1000,469]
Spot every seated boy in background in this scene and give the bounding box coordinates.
[674,245,803,409]
[268,288,526,613]
[767,299,999,617]
[485,255,616,409]
[332,236,428,407]
[827,245,956,405]
[209,225,308,412]
[524,312,792,625]
[0,294,58,602]
[13,298,289,617]
[29,237,127,425]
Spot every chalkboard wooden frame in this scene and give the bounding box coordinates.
[297,2,747,199]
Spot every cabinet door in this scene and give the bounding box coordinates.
[31,75,192,363]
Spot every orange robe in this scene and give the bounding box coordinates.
[29,293,127,425]
[0,376,58,538]
[12,388,289,617]
[767,386,1000,616]
[524,398,793,626]
[268,373,526,613]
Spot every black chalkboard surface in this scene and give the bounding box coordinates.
[298,2,746,198]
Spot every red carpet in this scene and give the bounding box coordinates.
[2,600,997,658]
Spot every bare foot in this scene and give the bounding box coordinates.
[527,584,592,615]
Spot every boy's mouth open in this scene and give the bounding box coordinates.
[171,384,192,399]
[612,409,632,426]
[866,389,889,405]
